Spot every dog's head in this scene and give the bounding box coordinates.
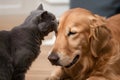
[48,8,111,68]
[24,4,58,34]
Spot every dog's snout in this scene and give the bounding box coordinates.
[48,52,59,65]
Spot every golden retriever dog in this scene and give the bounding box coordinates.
[47,8,120,80]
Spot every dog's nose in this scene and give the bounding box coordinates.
[48,52,59,65]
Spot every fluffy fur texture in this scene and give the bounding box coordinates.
[0,4,57,80]
[48,8,120,80]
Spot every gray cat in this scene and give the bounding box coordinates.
[0,4,57,80]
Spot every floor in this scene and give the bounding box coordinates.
[25,45,55,80]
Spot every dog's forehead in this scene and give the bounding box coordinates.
[58,9,92,32]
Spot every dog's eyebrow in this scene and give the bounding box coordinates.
[70,27,78,32]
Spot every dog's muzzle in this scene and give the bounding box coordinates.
[65,55,79,68]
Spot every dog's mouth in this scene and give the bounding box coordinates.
[65,55,80,68]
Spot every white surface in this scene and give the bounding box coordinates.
[45,0,69,4]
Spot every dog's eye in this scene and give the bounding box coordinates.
[68,31,77,36]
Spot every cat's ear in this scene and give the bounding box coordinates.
[37,4,44,10]
[32,11,48,24]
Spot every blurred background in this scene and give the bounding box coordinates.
[0,0,69,30]
[0,0,69,80]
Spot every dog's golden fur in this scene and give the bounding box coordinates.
[48,8,120,80]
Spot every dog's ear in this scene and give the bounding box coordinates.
[89,15,111,57]
[37,4,44,10]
